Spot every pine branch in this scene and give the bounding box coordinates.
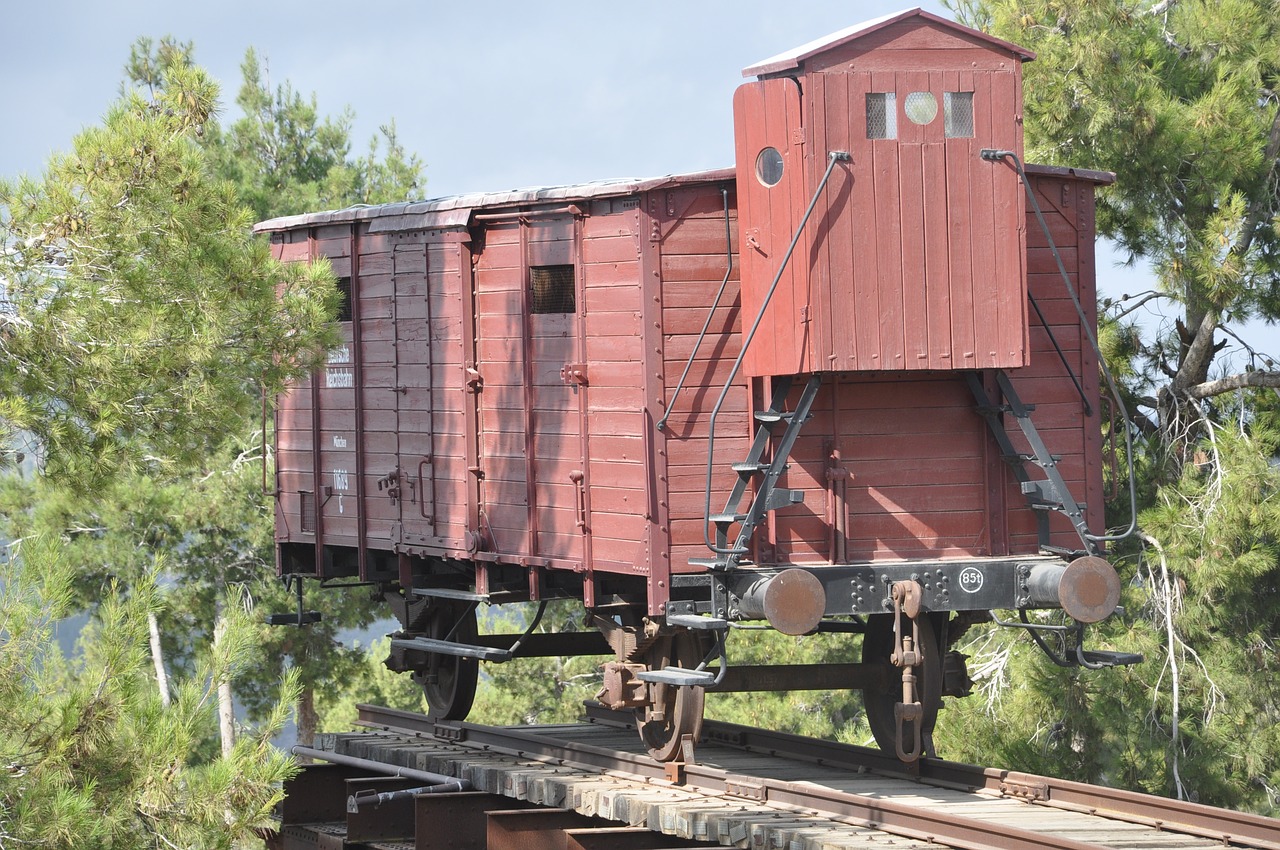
[1185,369,1280,399]
[1232,102,1280,262]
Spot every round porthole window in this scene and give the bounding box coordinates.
[756,147,784,187]
[904,91,938,125]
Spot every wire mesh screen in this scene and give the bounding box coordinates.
[530,265,576,314]
[299,491,316,533]
[866,92,897,139]
[336,276,353,322]
[945,92,975,138]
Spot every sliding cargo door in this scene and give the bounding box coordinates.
[473,215,588,569]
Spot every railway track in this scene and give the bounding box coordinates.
[267,704,1280,850]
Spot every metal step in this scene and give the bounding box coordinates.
[410,586,487,602]
[1080,649,1144,667]
[710,512,747,525]
[688,556,750,571]
[390,636,512,663]
[1011,452,1063,464]
[636,667,718,687]
[667,612,729,631]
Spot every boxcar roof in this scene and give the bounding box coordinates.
[741,7,1035,78]
[252,161,1111,235]
[253,167,737,234]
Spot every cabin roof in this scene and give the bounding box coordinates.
[741,8,1035,78]
[253,168,736,234]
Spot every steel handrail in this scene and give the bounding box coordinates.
[702,151,849,555]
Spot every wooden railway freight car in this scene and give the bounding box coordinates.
[259,9,1136,763]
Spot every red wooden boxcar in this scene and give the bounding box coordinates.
[260,9,1132,762]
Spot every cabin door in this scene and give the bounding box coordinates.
[473,215,589,570]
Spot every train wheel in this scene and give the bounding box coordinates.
[636,630,706,762]
[861,612,942,759]
[412,600,479,722]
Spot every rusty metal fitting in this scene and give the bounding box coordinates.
[597,662,649,710]
[1024,556,1121,623]
[891,580,923,619]
[733,568,827,635]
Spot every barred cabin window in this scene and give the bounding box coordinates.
[299,491,316,533]
[866,92,897,139]
[530,265,576,314]
[945,92,975,138]
[336,276,353,322]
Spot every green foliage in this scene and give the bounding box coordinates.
[0,60,339,482]
[934,425,1280,813]
[209,48,424,221]
[949,0,1280,397]
[0,427,384,734]
[960,0,1280,299]
[468,601,605,726]
[706,629,870,745]
[931,0,1280,813]
[124,36,424,221]
[316,636,429,731]
[0,537,299,848]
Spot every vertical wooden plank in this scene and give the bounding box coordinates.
[475,222,532,558]
[897,71,930,366]
[733,78,807,377]
[460,240,483,560]
[945,68,978,370]
[849,72,882,369]
[808,71,834,369]
[990,70,1026,367]
[768,80,791,375]
[734,82,771,377]
[922,71,950,368]
[1074,179,1105,539]
[968,72,999,367]
[872,70,905,369]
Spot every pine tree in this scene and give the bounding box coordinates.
[0,60,338,482]
[0,536,300,849]
[936,0,1280,813]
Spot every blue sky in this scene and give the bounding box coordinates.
[3,1,949,197]
[2,1,1272,358]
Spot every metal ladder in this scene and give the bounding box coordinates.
[694,373,824,571]
[965,370,1098,557]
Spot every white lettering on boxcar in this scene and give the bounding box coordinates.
[333,468,349,514]
[326,368,354,388]
[333,435,348,449]
[328,345,351,364]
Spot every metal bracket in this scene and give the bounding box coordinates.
[1001,777,1050,802]
[560,363,588,385]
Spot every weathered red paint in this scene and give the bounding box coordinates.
[263,12,1110,622]
[732,11,1029,377]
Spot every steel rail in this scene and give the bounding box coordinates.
[354,704,1104,850]
[352,704,1280,850]
[584,707,1280,850]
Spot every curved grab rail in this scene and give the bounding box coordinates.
[702,151,850,555]
[981,149,1138,544]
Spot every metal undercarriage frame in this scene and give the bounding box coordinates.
[666,554,1077,621]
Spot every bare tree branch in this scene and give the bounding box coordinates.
[1186,369,1280,399]
[1112,290,1177,320]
